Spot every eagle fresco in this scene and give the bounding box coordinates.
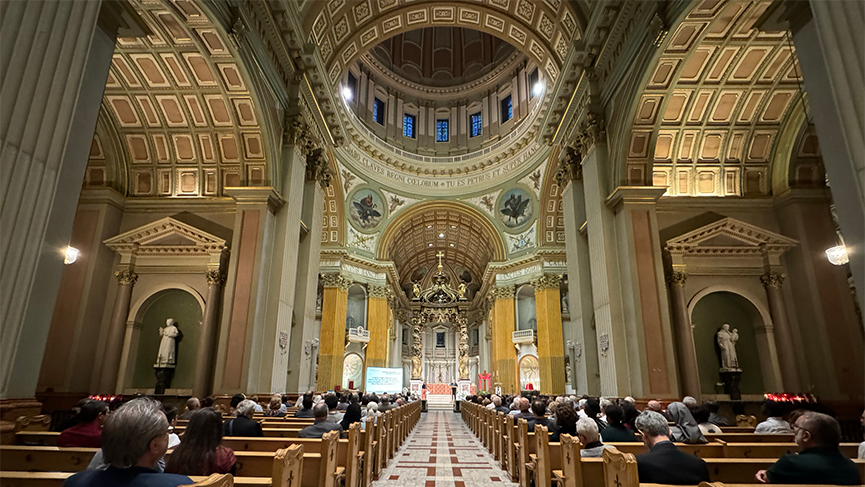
[350,192,382,229]
[499,189,532,227]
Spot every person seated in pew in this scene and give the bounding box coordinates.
[633,410,710,485]
[491,395,510,415]
[601,404,639,442]
[163,406,181,449]
[755,411,861,485]
[756,399,794,434]
[201,396,216,410]
[858,409,865,460]
[64,398,193,487]
[179,398,200,420]
[228,394,245,415]
[682,395,698,411]
[667,402,707,444]
[527,400,555,432]
[340,394,362,430]
[264,397,286,417]
[294,393,315,418]
[336,392,349,411]
[575,417,613,457]
[166,408,236,476]
[59,399,109,448]
[223,400,263,437]
[325,394,344,423]
[508,397,522,417]
[692,405,723,435]
[583,398,607,433]
[621,401,639,432]
[550,400,578,442]
[512,397,534,420]
[378,394,393,412]
[299,403,344,438]
[705,401,730,427]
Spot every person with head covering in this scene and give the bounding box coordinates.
[667,402,708,444]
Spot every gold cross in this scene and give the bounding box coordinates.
[436,251,444,271]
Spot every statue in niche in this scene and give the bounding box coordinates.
[155,319,180,368]
[561,291,570,314]
[716,324,741,372]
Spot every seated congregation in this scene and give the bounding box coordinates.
[0,390,420,487]
[461,393,865,486]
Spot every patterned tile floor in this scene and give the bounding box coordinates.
[373,410,518,487]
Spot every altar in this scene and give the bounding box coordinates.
[427,383,452,395]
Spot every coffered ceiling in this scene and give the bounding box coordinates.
[626,0,803,197]
[85,0,269,198]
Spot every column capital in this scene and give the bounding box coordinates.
[114,269,138,285]
[205,269,225,285]
[577,110,606,157]
[666,271,687,287]
[306,148,333,189]
[531,273,562,291]
[368,284,390,299]
[760,271,786,289]
[321,272,352,291]
[489,285,515,300]
[554,145,583,188]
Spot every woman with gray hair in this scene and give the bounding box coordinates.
[64,398,193,486]
[575,417,613,457]
[223,399,264,437]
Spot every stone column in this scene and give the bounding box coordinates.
[193,269,224,398]
[764,2,865,314]
[1,1,123,399]
[666,271,701,400]
[366,285,390,368]
[557,146,600,395]
[98,269,137,393]
[285,149,328,393]
[490,285,517,394]
[761,272,801,391]
[317,273,351,391]
[532,274,566,394]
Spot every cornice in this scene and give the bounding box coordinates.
[224,186,284,213]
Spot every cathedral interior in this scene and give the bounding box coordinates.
[2,0,864,423]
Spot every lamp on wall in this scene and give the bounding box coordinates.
[64,246,79,265]
[532,81,545,98]
[341,85,353,102]
[825,245,849,265]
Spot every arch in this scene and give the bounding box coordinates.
[686,284,773,329]
[518,354,540,391]
[342,352,364,390]
[515,284,537,331]
[129,282,205,323]
[346,284,368,329]
[377,200,506,281]
[302,1,585,87]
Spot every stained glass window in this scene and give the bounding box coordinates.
[373,98,385,125]
[403,113,415,138]
[470,112,482,137]
[436,119,449,142]
[501,95,513,122]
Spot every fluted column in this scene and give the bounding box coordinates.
[532,274,566,394]
[1,0,120,399]
[366,285,390,368]
[490,285,517,394]
[193,269,224,398]
[666,271,701,400]
[317,273,351,391]
[98,269,137,393]
[761,272,801,391]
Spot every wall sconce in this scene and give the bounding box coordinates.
[64,246,79,265]
[825,245,849,265]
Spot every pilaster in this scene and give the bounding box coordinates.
[531,274,565,395]
[317,273,351,391]
[490,285,517,394]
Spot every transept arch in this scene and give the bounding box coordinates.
[618,0,804,196]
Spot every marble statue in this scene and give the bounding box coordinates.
[716,323,741,371]
[155,318,179,368]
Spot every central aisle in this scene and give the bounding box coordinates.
[373,410,517,487]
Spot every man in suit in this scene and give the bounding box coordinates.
[492,395,510,415]
[513,397,534,420]
[527,400,555,432]
[299,403,344,438]
[634,410,710,484]
[756,411,861,484]
[294,393,315,418]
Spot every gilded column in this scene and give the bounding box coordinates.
[411,316,422,380]
[317,273,351,391]
[193,269,224,398]
[761,272,801,391]
[98,269,137,393]
[366,285,390,368]
[458,315,469,380]
[491,285,517,394]
[666,271,701,400]
[532,274,566,394]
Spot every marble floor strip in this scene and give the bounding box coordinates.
[373,410,517,487]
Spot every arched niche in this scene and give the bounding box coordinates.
[518,354,540,392]
[342,352,364,390]
[346,284,367,329]
[689,290,777,397]
[516,284,537,331]
[128,288,203,393]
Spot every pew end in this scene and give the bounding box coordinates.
[601,447,638,487]
[181,473,234,487]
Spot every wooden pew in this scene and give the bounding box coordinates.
[184,473,233,486]
[706,433,793,443]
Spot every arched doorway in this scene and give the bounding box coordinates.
[690,291,768,396]
[342,353,364,390]
[519,354,540,392]
[130,289,202,392]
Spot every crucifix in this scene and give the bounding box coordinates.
[436,250,444,272]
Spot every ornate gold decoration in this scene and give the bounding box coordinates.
[411,318,423,379]
[368,284,390,299]
[760,272,785,289]
[489,285,515,300]
[554,144,583,187]
[205,269,225,285]
[531,274,562,291]
[321,273,352,291]
[458,315,469,380]
[666,271,687,287]
[114,269,138,285]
